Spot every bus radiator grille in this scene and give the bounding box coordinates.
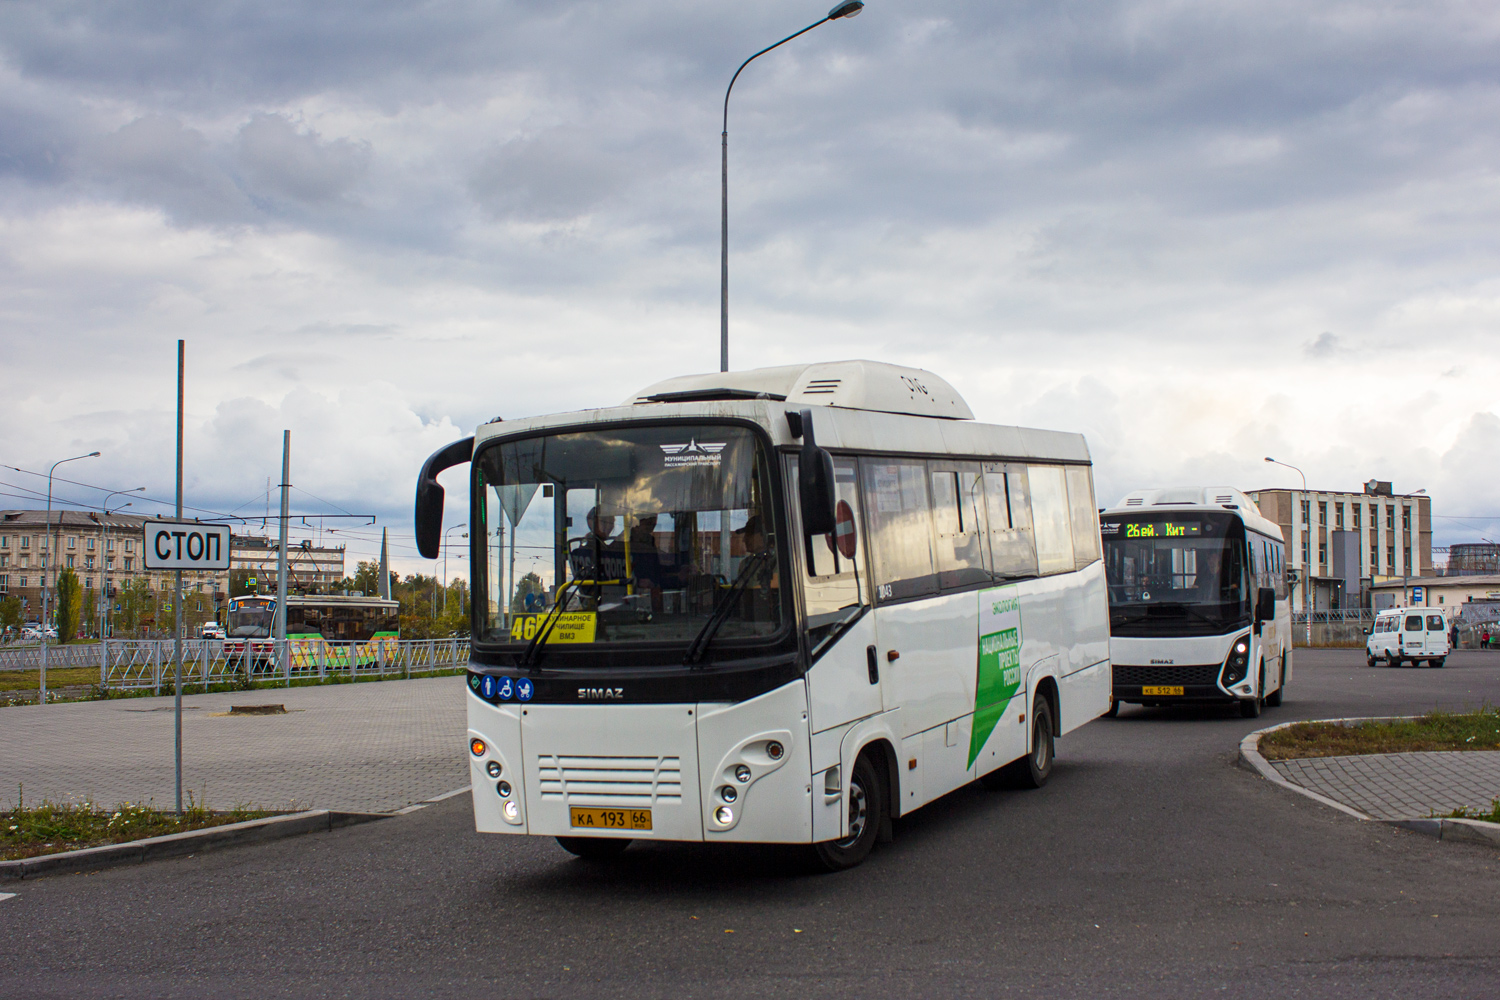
[1113,664,1221,687]
[537,755,683,805]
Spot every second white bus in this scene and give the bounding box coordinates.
[417,361,1112,869]
[1100,488,1291,718]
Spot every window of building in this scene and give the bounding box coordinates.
[85,576,92,589]
[1302,532,1310,566]
[18,576,26,588]
[1386,506,1394,530]
[0,536,7,548]
[1318,502,1326,526]
[123,558,131,571]
[67,536,76,549]
[20,536,29,549]
[1370,543,1379,573]
[1387,545,1396,571]
[1403,546,1411,571]
[1353,505,1361,530]
[107,539,114,552]
[0,574,6,588]
[66,555,75,569]
[1402,506,1411,534]
[20,555,29,569]
[1318,542,1327,568]
[1300,499,1310,526]
[85,556,94,570]
[1335,504,1344,530]
[125,540,134,554]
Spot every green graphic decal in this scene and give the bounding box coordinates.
[969,585,1023,768]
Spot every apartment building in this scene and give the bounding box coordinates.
[1247,480,1432,612]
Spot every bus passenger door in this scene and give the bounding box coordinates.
[790,456,883,733]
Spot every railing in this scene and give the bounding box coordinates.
[1291,610,1377,624]
[0,638,471,692]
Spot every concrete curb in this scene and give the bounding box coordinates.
[0,784,472,880]
[1239,718,1500,849]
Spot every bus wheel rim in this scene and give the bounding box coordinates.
[836,780,868,848]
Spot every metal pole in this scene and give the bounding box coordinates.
[719,9,853,374]
[174,339,185,815]
[40,450,100,703]
[276,430,290,686]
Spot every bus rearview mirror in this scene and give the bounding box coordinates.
[1255,586,1276,623]
[796,408,837,536]
[415,437,474,559]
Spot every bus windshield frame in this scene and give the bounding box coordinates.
[1101,510,1251,636]
[470,419,791,666]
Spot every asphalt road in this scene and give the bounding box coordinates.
[5,649,1500,999]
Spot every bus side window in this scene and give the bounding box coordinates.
[1064,465,1100,569]
[1027,465,1075,575]
[861,459,936,601]
[983,465,1038,580]
[787,456,870,652]
[930,462,988,590]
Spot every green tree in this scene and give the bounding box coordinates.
[116,579,153,636]
[0,594,21,635]
[55,569,82,643]
[81,588,98,639]
[351,560,381,596]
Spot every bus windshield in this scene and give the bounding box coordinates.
[227,598,274,638]
[1101,512,1248,635]
[474,423,782,650]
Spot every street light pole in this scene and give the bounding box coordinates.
[442,523,467,618]
[98,488,144,639]
[40,450,100,703]
[1263,456,1306,490]
[720,1,864,372]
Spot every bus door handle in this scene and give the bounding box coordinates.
[866,645,879,685]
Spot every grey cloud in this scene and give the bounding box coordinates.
[91,114,250,223]
[236,114,369,204]
[469,127,625,223]
[1304,332,1343,358]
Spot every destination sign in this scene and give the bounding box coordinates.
[1122,521,1202,539]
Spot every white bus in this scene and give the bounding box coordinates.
[417,361,1111,869]
[1100,488,1291,718]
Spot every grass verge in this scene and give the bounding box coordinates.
[1443,800,1500,824]
[2,796,271,861]
[1259,706,1500,760]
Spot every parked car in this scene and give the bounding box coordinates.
[1367,608,1449,667]
[21,623,41,640]
[199,622,226,640]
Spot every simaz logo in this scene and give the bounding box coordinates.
[1150,658,1175,665]
[578,687,625,701]
[660,440,726,467]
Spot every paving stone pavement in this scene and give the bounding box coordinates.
[0,676,469,814]
[1271,751,1500,820]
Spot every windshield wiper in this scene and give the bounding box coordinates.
[684,552,771,666]
[520,580,581,668]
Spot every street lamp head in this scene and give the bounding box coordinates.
[1263,457,1275,463]
[87,451,101,457]
[828,1,864,18]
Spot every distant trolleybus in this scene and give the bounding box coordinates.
[1100,488,1290,718]
[225,594,400,668]
[417,361,1112,869]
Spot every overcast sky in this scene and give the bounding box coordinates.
[2,0,1497,578]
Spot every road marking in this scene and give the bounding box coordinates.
[0,893,16,902]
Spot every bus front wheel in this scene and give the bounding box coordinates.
[812,754,884,872]
[556,837,631,860]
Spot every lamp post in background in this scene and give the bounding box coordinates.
[440,523,467,623]
[720,1,865,372]
[98,488,145,639]
[1263,456,1306,490]
[39,451,100,703]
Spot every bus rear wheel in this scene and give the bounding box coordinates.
[987,697,1054,790]
[812,754,884,872]
[556,837,631,860]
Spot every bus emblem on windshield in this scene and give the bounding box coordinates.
[660,440,726,468]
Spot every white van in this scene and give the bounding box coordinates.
[1366,608,1449,668]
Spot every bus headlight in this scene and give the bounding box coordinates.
[497,781,512,797]
[714,806,733,825]
[1221,637,1251,686]
[486,761,502,778]
[719,786,737,803]
[503,800,520,821]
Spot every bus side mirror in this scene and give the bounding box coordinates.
[415,437,474,559]
[794,408,837,536]
[1255,586,1276,622]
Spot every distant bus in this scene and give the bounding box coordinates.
[1100,488,1290,718]
[225,594,400,668]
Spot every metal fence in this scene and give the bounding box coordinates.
[0,638,470,693]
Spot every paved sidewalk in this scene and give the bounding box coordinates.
[0,676,468,814]
[1271,751,1500,820]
